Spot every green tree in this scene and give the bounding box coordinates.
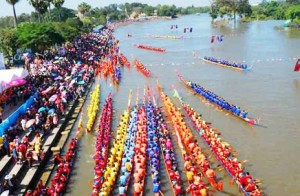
[77,2,91,16]
[219,6,232,18]
[0,16,14,29]
[16,23,64,52]
[53,22,78,41]
[50,7,75,22]
[28,0,50,22]
[65,17,83,30]
[157,5,177,17]
[274,6,286,20]
[286,0,300,4]
[0,28,18,55]
[17,13,31,23]
[5,0,20,28]
[143,5,155,16]
[237,0,252,18]
[210,3,219,21]
[52,0,65,21]
[285,4,300,20]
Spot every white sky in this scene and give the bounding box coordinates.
[1,0,261,17]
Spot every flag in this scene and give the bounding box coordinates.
[294,59,300,72]
[220,35,224,42]
[173,89,180,99]
[211,36,215,43]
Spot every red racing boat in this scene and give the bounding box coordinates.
[134,44,166,53]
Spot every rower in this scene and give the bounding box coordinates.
[241,110,248,118]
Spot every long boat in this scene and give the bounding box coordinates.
[133,58,151,77]
[148,85,184,196]
[173,87,264,196]
[133,106,148,196]
[134,44,166,53]
[96,90,132,195]
[193,52,251,71]
[151,35,183,40]
[175,70,260,125]
[157,82,223,193]
[86,85,100,132]
[117,106,138,195]
[155,107,184,196]
[119,53,131,68]
[202,58,251,71]
[113,65,121,84]
[92,94,113,194]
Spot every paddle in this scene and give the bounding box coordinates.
[208,187,217,193]
[254,179,262,183]
[229,178,235,185]
[217,165,224,172]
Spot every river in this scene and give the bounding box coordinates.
[66,14,300,196]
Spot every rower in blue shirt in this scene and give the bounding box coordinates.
[236,107,241,116]
[119,174,127,186]
[241,110,248,118]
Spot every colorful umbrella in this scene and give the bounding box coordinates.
[48,108,55,114]
[0,190,9,196]
[49,94,58,102]
[69,79,76,87]
[38,107,46,112]
[65,76,72,81]
[26,119,35,128]
[78,81,85,85]
[7,78,27,87]
[55,76,63,80]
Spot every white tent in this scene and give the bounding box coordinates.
[0,68,29,93]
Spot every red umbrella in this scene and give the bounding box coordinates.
[26,119,35,128]
[55,98,62,104]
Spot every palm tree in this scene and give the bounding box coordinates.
[5,0,20,28]
[52,0,64,21]
[28,0,50,22]
[47,0,53,22]
[77,2,91,17]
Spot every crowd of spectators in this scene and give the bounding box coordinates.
[0,27,114,195]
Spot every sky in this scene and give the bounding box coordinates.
[1,0,260,17]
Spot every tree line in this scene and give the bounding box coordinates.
[209,0,300,26]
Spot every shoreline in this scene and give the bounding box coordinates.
[112,16,176,28]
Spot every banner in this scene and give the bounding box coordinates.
[0,53,5,70]
[0,92,38,136]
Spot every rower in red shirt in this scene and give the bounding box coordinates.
[245,180,256,192]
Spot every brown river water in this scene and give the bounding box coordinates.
[65,14,300,196]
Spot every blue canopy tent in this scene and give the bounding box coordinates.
[93,25,105,33]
